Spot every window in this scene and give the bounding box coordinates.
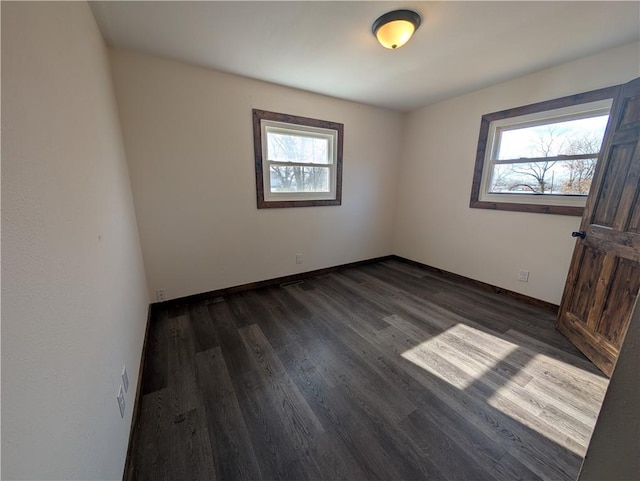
[253,109,343,208]
[470,86,619,215]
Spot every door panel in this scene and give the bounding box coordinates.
[600,259,639,344]
[557,77,640,377]
[567,249,601,320]
[619,94,640,128]
[592,144,635,226]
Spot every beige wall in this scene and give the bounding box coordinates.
[109,50,404,301]
[2,3,149,479]
[393,42,640,304]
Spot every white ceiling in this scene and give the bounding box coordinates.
[90,1,640,112]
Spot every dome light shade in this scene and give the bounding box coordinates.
[372,10,421,49]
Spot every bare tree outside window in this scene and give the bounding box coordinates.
[488,115,608,196]
[268,132,330,192]
[502,126,564,193]
[562,135,601,194]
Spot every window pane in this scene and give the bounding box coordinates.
[269,165,330,193]
[267,132,329,164]
[489,158,598,195]
[497,115,609,160]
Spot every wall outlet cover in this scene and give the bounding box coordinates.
[122,366,129,393]
[117,385,125,419]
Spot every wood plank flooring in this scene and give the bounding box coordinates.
[127,259,608,481]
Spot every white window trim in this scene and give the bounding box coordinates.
[479,98,613,208]
[261,119,338,202]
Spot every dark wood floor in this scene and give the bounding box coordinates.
[127,259,608,481]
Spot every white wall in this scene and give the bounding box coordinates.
[393,42,640,304]
[109,50,404,301]
[2,3,149,480]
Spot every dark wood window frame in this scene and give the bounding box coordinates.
[469,85,619,216]
[253,109,344,209]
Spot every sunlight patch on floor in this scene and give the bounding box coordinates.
[486,382,590,457]
[399,321,602,457]
[400,323,517,389]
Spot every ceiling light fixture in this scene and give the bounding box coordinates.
[372,9,421,50]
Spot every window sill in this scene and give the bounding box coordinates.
[469,199,583,216]
[257,198,342,209]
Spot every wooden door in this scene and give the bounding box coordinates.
[557,76,640,377]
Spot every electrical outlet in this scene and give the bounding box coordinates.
[296,254,303,264]
[518,270,530,282]
[121,366,129,393]
[117,385,126,419]
[156,289,166,302]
